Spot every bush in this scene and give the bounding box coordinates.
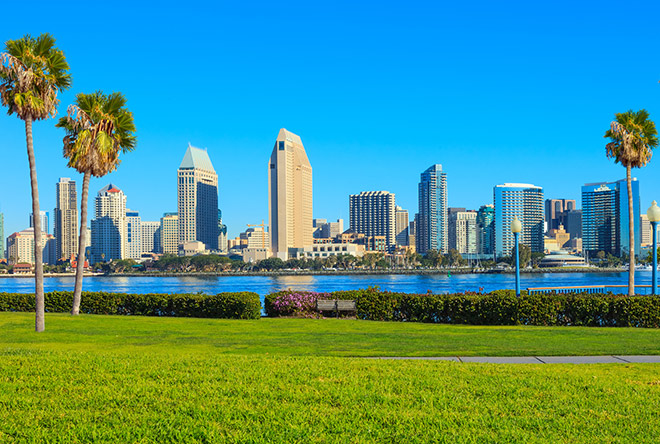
[0,291,261,320]
[264,291,332,317]
[264,288,660,327]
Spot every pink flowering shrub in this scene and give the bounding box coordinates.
[265,291,331,317]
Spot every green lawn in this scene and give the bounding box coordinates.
[1,313,660,443]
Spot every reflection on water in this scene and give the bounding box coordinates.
[0,271,655,298]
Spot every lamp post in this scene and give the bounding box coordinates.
[647,201,660,295]
[511,216,522,297]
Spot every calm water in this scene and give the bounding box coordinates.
[0,272,656,301]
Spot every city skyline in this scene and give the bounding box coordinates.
[1,1,659,239]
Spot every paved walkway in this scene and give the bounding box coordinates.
[368,355,660,364]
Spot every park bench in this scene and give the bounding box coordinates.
[316,299,356,317]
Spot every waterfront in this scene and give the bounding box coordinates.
[0,271,655,300]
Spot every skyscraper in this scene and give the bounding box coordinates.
[30,211,49,235]
[395,206,409,247]
[448,208,477,254]
[178,144,219,251]
[476,204,494,255]
[268,128,313,259]
[349,191,396,248]
[417,164,447,254]
[545,199,576,232]
[582,179,641,257]
[91,184,127,263]
[494,183,544,257]
[53,177,78,262]
[160,213,179,255]
[141,221,161,254]
[125,210,142,260]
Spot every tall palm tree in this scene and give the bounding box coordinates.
[56,91,136,315]
[605,109,658,296]
[0,34,71,332]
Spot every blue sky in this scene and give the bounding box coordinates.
[1,0,659,238]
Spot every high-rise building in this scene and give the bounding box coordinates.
[218,210,227,253]
[160,213,179,255]
[582,179,641,257]
[6,228,56,265]
[91,184,127,263]
[545,199,576,232]
[641,214,651,247]
[141,221,161,254]
[268,128,313,259]
[565,209,582,239]
[476,204,494,255]
[395,206,409,247]
[448,208,477,254]
[178,144,219,251]
[29,211,49,234]
[125,210,142,260]
[53,177,78,262]
[349,191,396,249]
[494,183,544,257]
[417,164,447,254]
[408,216,417,253]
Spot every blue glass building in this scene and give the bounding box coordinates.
[417,164,447,254]
[582,179,640,257]
[494,183,544,258]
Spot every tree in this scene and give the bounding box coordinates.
[57,91,136,315]
[605,110,658,295]
[647,247,660,264]
[510,243,531,268]
[0,34,71,331]
[446,249,465,267]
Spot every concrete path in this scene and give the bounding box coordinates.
[368,355,660,364]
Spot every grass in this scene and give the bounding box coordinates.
[1,312,660,443]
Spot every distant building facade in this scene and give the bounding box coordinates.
[268,128,313,259]
[417,164,447,254]
[448,208,477,254]
[160,213,179,255]
[395,206,409,247]
[29,211,49,235]
[494,183,544,257]
[476,204,494,255]
[6,228,56,265]
[582,179,641,257]
[125,210,142,260]
[545,199,576,232]
[141,221,160,254]
[53,177,78,262]
[349,191,396,249]
[178,144,219,251]
[91,184,127,263]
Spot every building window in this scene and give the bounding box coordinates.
[279,141,284,150]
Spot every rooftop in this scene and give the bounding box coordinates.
[179,144,216,173]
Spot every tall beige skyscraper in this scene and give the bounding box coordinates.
[53,177,78,261]
[268,128,313,259]
[177,145,219,250]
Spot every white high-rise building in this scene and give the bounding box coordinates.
[395,206,409,247]
[125,210,142,260]
[29,211,49,235]
[53,177,78,262]
[160,213,179,255]
[141,221,161,254]
[91,184,127,263]
[177,144,218,251]
[268,128,313,259]
[6,228,56,265]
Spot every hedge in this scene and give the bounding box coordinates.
[265,288,660,327]
[0,291,262,320]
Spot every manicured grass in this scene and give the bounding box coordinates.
[3,312,660,357]
[2,313,660,443]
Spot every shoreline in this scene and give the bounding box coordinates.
[0,267,629,278]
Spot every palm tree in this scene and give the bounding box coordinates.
[56,91,136,315]
[605,109,658,296]
[0,34,71,332]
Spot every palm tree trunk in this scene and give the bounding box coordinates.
[627,164,635,296]
[72,171,90,315]
[25,116,45,332]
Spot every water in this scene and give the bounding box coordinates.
[0,271,655,299]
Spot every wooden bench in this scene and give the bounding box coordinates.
[316,299,356,317]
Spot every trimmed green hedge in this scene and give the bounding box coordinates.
[0,291,261,320]
[266,288,660,327]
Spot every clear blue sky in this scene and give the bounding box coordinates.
[1,0,659,239]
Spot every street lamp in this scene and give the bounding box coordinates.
[511,216,522,297]
[647,201,660,295]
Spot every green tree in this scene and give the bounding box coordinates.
[605,110,658,295]
[510,243,532,268]
[646,247,660,264]
[57,91,136,315]
[446,249,465,267]
[0,34,71,332]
